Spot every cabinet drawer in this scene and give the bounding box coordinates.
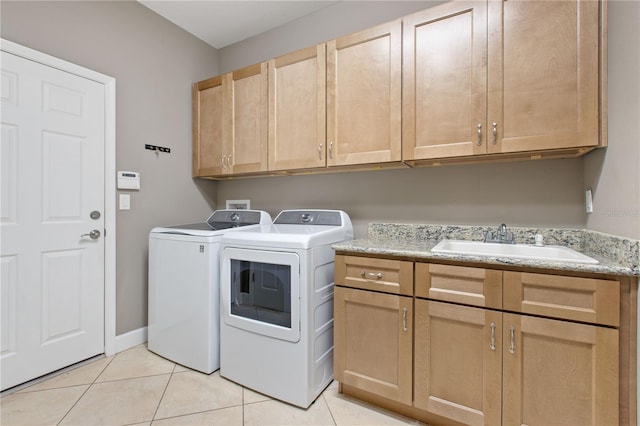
[415,263,502,309]
[335,255,413,296]
[503,272,620,327]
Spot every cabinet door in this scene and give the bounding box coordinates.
[269,45,326,171]
[414,299,502,426]
[228,63,268,174]
[192,76,226,177]
[487,0,601,154]
[327,20,401,166]
[334,286,412,405]
[502,313,619,426]
[403,1,488,160]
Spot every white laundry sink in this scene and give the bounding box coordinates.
[431,240,599,264]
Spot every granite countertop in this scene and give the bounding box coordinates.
[333,223,640,277]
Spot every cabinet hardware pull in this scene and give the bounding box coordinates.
[490,322,496,351]
[228,155,232,167]
[476,123,482,146]
[402,307,408,332]
[222,156,226,168]
[329,141,333,159]
[361,271,382,279]
[509,326,516,354]
[492,122,498,145]
[318,143,323,160]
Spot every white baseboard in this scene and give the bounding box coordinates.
[114,326,147,353]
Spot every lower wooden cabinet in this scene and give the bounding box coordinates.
[414,299,502,425]
[502,313,619,426]
[334,286,413,405]
[334,257,627,426]
[414,300,619,426]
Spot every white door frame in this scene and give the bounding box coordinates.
[1,38,116,357]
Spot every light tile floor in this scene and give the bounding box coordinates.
[1,345,425,426]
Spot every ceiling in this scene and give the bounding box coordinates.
[138,1,339,49]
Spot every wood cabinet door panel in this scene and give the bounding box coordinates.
[414,300,502,425]
[334,287,413,405]
[504,271,620,327]
[269,45,326,171]
[327,20,401,166]
[487,0,600,153]
[192,77,225,176]
[229,63,268,174]
[403,1,488,160]
[415,263,502,309]
[335,255,413,296]
[502,313,619,426]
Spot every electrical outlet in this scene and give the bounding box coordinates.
[585,189,593,213]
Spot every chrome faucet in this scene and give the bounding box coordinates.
[484,223,515,244]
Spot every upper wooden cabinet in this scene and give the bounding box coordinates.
[193,76,225,177]
[403,1,488,160]
[194,0,606,178]
[192,63,267,177]
[229,63,268,174]
[403,0,604,163]
[268,45,326,172]
[327,20,402,167]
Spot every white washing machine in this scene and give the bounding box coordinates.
[148,210,272,374]
[219,210,353,408]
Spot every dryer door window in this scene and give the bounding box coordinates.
[230,260,291,328]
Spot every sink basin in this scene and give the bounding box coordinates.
[431,240,599,264]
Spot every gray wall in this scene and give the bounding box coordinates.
[217,161,587,239]
[1,1,220,334]
[585,0,640,240]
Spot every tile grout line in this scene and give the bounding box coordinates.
[242,383,246,426]
[322,390,338,426]
[150,362,177,424]
[56,353,117,425]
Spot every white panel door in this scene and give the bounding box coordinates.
[1,51,105,391]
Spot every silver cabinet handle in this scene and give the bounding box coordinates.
[509,326,516,354]
[318,143,323,160]
[221,156,226,168]
[476,123,482,146]
[361,271,382,279]
[490,322,496,351]
[81,229,101,240]
[492,122,498,145]
[227,155,232,167]
[329,141,333,159]
[402,307,408,332]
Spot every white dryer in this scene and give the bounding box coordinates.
[219,210,353,408]
[148,210,272,374]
